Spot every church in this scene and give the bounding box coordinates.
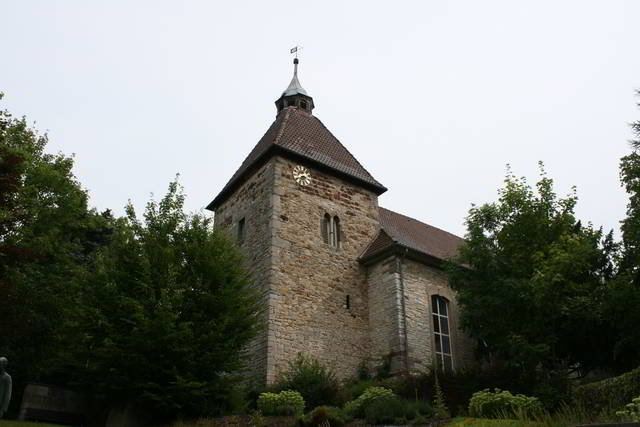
[206,58,474,385]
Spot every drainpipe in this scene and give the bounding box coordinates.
[398,247,410,374]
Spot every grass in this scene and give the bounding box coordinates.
[447,418,539,426]
[0,421,64,427]
[446,403,621,427]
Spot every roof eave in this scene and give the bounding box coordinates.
[206,146,387,211]
[359,242,447,270]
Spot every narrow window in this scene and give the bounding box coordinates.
[322,214,341,248]
[300,100,308,110]
[345,294,351,310]
[237,218,245,244]
[321,214,330,244]
[432,295,453,371]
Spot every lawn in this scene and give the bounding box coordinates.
[0,421,63,427]
[447,417,540,427]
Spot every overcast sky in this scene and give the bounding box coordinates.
[3,1,639,238]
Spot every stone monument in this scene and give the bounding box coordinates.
[0,357,12,419]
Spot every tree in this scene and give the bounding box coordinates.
[0,94,111,416]
[447,164,616,379]
[605,90,640,370]
[67,181,262,420]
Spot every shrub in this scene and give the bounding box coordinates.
[273,353,340,409]
[573,366,640,414]
[616,396,640,422]
[432,373,450,419]
[468,389,543,418]
[343,386,395,419]
[257,390,305,416]
[298,406,350,427]
[339,379,381,403]
[384,366,535,416]
[364,396,433,425]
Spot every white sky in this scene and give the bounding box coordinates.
[2,1,639,238]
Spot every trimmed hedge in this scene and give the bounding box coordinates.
[343,386,395,418]
[573,366,640,413]
[257,390,305,416]
[468,389,543,418]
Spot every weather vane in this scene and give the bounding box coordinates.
[290,45,303,58]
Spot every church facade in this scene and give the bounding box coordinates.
[206,59,474,385]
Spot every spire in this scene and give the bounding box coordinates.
[282,58,308,97]
[275,58,314,114]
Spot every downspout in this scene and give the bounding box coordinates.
[398,247,410,374]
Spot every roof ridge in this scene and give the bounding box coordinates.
[311,113,383,187]
[273,108,292,145]
[379,206,463,240]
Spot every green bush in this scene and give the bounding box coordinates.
[574,366,640,414]
[298,405,350,427]
[339,379,382,403]
[383,367,532,416]
[343,386,395,419]
[257,390,305,416]
[273,353,340,409]
[468,389,543,418]
[364,396,433,424]
[616,396,640,422]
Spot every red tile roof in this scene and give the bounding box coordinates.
[207,107,386,210]
[360,207,465,263]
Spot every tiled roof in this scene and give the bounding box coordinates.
[360,207,465,263]
[207,107,386,210]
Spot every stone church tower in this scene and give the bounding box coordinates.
[207,59,473,385]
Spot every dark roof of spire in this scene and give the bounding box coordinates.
[282,58,308,97]
[360,207,464,264]
[206,107,387,210]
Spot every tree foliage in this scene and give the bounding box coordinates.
[605,90,640,369]
[447,164,616,376]
[1,94,262,419]
[66,181,262,419]
[0,93,111,406]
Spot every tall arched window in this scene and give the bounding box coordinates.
[321,214,340,248]
[432,295,453,371]
[332,216,340,247]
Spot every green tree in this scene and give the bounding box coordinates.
[0,94,111,415]
[447,164,616,378]
[69,180,262,419]
[605,90,640,370]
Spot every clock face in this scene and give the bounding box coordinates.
[292,165,311,186]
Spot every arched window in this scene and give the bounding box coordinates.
[321,214,330,244]
[321,214,341,248]
[431,295,453,371]
[332,216,340,247]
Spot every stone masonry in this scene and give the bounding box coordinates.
[214,160,276,384]
[208,59,474,385]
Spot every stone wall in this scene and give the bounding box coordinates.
[366,255,406,374]
[214,159,277,385]
[402,259,474,372]
[213,153,472,383]
[267,156,380,383]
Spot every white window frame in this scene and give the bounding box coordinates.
[431,295,453,371]
[323,214,341,248]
